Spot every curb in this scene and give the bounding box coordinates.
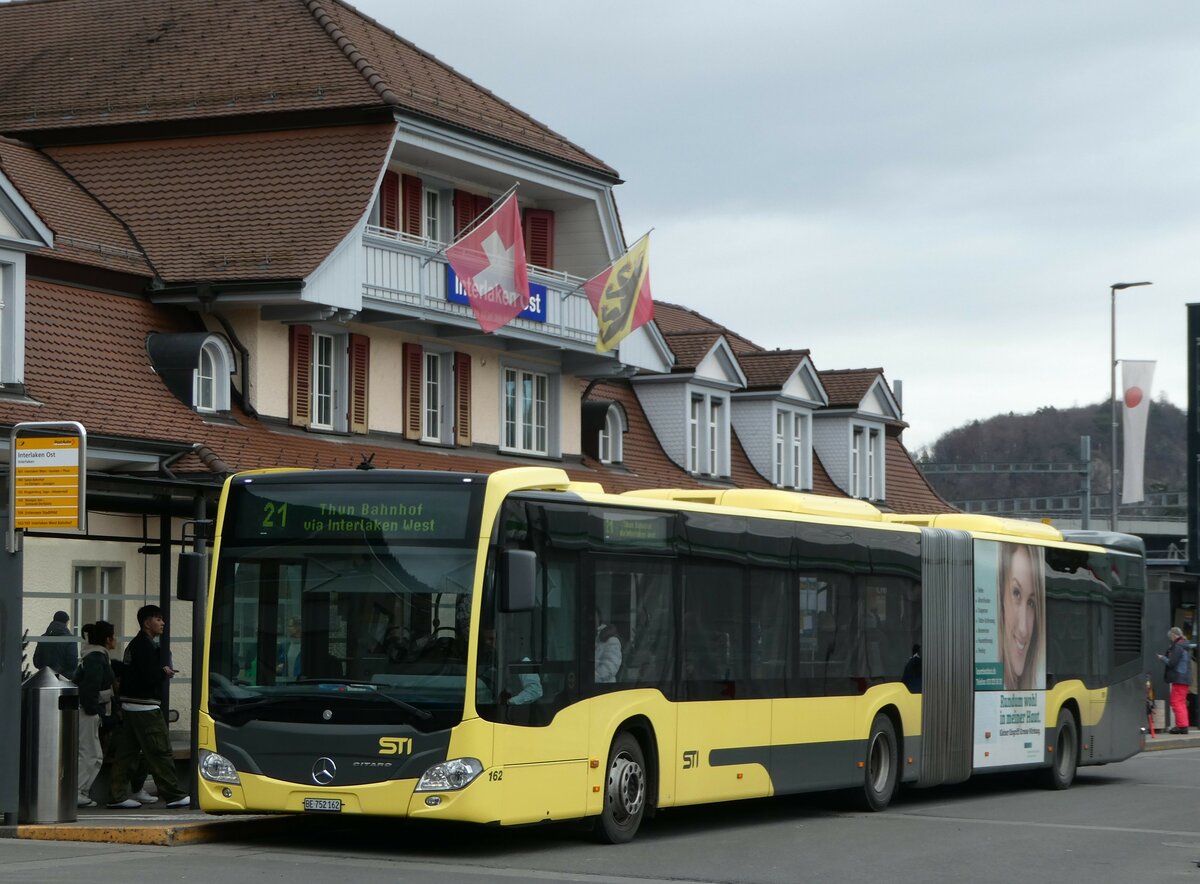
[1143,736,1200,752]
[1,814,300,846]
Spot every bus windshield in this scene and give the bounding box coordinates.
[207,477,485,731]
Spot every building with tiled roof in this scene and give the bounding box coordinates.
[0,0,953,796]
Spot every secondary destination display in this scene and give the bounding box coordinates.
[229,482,479,542]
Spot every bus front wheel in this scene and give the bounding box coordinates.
[1040,707,1078,790]
[593,732,647,844]
[859,713,898,812]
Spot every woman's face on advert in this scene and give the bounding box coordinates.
[1004,547,1036,681]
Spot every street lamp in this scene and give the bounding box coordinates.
[1110,281,1152,531]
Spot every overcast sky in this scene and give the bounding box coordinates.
[361,1,1199,451]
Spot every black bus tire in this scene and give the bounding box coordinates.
[859,713,899,812]
[1041,707,1078,790]
[593,731,647,843]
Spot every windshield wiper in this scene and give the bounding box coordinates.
[293,677,433,720]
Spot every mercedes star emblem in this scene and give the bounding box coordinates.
[312,757,336,785]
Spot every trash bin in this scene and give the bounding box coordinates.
[19,667,79,824]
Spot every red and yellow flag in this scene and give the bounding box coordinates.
[584,236,653,353]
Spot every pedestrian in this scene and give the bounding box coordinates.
[1158,626,1191,734]
[32,610,78,677]
[106,604,190,808]
[75,621,115,807]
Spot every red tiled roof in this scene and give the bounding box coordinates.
[819,368,883,409]
[653,302,761,354]
[0,138,151,277]
[662,332,722,371]
[44,124,395,282]
[0,279,208,439]
[0,0,615,177]
[324,1,616,177]
[738,350,812,390]
[883,433,956,514]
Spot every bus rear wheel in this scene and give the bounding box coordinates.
[859,713,898,812]
[1040,707,1078,790]
[593,732,647,844]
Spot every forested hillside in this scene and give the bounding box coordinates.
[917,398,1186,503]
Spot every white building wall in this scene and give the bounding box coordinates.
[634,381,688,469]
[731,400,772,483]
[22,515,195,733]
[369,327,404,435]
[254,321,290,420]
[813,419,850,493]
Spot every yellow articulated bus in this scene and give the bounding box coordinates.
[186,466,1146,842]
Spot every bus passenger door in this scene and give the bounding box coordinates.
[485,550,589,825]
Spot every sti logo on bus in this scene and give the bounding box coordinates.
[682,750,699,770]
[379,737,414,756]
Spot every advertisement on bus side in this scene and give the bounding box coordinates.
[973,539,1046,768]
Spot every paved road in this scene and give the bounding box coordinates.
[2,748,1198,884]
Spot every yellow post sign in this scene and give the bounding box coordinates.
[14,435,82,529]
[8,422,87,552]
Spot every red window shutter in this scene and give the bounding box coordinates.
[453,189,476,237]
[474,193,492,222]
[402,174,422,237]
[403,342,423,441]
[380,171,399,231]
[454,352,472,447]
[348,334,370,434]
[523,209,555,268]
[289,325,312,427]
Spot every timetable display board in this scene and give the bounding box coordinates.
[8,422,87,552]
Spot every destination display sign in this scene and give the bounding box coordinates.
[228,483,481,543]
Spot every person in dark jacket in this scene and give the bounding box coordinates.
[1159,626,1192,734]
[76,621,115,807]
[33,610,77,676]
[106,605,189,808]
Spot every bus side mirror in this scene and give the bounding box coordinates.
[177,551,208,602]
[500,549,536,612]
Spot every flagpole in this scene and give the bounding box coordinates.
[421,182,521,268]
[560,228,654,300]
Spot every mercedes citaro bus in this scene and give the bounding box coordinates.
[184,467,1145,842]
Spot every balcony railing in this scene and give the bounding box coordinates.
[363,226,600,347]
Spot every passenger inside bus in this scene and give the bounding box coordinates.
[477,627,542,706]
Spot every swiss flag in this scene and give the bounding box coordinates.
[445,193,530,333]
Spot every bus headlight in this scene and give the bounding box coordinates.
[414,757,483,792]
[199,749,241,785]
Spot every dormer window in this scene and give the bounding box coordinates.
[582,399,626,465]
[195,337,234,413]
[851,424,883,499]
[147,331,235,416]
[771,408,811,490]
[688,391,729,477]
[598,404,625,464]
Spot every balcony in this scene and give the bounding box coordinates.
[363,226,602,352]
